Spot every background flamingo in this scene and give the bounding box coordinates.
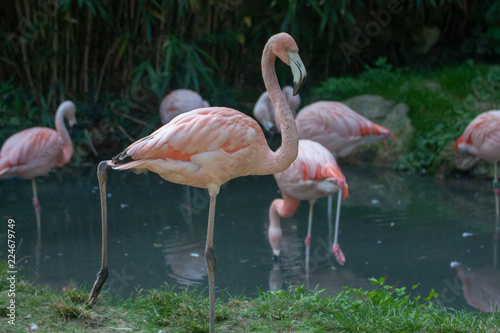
[253,85,301,134]
[159,89,210,124]
[295,100,397,245]
[295,101,398,157]
[0,101,77,230]
[88,32,306,333]
[455,110,500,225]
[269,139,349,267]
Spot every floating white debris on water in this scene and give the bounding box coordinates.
[462,232,473,237]
[397,200,401,204]
[120,203,129,209]
[163,226,171,230]
[142,222,148,226]
[450,261,461,268]
[390,222,395,227]
[107,193,112,198]
[371,199,380,204]
[377,240,382,244]
[190,253,200,257]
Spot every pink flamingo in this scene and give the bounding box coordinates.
[295,101,397,247]
[0,101,77,228]
[295,101,397,157]
[253,85,301,134]
[88,33,306,332]
[268,139,349,266]
[159,89,210,124]
[455,110,500,236]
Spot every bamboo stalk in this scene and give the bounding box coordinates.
[83,7,92,95]
[15,0,35,96]
[94,50,113,103]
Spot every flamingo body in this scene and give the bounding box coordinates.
[253,86,300,133]
[296,101,397,157]
[159,89,210,124]
[111,107,278,188]
[269,139,348,263]
[455,110,500,163]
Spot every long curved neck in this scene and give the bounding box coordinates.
[55,104,74,165]
[261,43,299,174]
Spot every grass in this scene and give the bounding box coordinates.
[311,59,500,173]
[1,261,499,332]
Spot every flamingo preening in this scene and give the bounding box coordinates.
[268,139,349,266]
[455,110,500,250]
[159,89,210,125]
[87,33,306,333]
[0,101,77,228]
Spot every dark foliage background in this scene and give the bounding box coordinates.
[1,0,499,164]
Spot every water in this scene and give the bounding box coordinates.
[1,164,499,313]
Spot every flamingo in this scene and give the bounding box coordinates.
[295,101,397,157]
[159,89,210,124]
[87,32,307,332]
[159,89,211,223]
[268,139,349,266]
[295,101,397,246]
[0,101,77,230]
[253,85,301,134]
[455,110,500,225]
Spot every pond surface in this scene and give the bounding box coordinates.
[1,164,499,313]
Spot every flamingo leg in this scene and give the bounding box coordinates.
[31,179,42,266]
[88,161,110,306]
[204,188,219,333]
[305,199,315,288]
[31,179,42,235]
[494,162,499,268]
[332,189,346,265]
[327,194,333,247]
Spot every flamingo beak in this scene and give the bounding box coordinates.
[287,51,307,96]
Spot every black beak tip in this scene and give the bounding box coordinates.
[273,255,281,263]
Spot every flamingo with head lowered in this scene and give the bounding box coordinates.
[268,139,349,266]
[87,33,306,333]
[455,110,500,241]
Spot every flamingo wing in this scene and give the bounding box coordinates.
[0,127,63,179]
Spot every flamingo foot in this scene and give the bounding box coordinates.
[88,267,109,307]
[304,235,311,247]
[32,197,41,213]
[332,243,346,265]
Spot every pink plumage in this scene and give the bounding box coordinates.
[296,101,397,157]
[0,101,76,179]
[159,89,210,124]
[268,139,348,264]
[455,110,500,164]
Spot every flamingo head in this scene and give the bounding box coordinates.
[332,243,346,266]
